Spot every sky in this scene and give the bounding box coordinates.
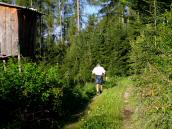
[82,3,101,28]
[84,4,101,15]
[55,0,102,39]
[54,2,101,37]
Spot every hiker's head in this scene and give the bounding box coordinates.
[96,63,100,67]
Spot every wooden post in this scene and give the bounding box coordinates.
[58,0,63,42]
[3,59,6,72]
[18,44,21,73]
[30,0,33,7]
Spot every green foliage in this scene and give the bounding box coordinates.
[62,83,96,115]
[130,10,172,129]
[0,60,64,128]
[0,59,96,129]
[75,78,129,129]
[4,1,172,129]
[104,76,119,88]
[130,0,172,18]
[43,43,67,65]
[82,83,96,100]
[63,13,131,85]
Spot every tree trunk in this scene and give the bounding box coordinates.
[30,0,32,7]
[77,0,80,32]
[59,0,63,42]
[154,0,157,46]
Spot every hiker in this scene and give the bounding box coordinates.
[92,64,106,95]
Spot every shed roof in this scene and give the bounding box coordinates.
[0,2,43,15]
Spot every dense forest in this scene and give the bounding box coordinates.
[1,0,172,129]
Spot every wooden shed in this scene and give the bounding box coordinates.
[0,2,42,59]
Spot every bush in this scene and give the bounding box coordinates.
[82,83,96,100]
[62,83,96,116]
[130,13,172,129]
[0,60,64,129]
[0,60,96,129]
[104,76,119,88]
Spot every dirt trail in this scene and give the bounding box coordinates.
[123,87,134,129]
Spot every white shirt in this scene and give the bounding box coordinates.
[92,66,106,76]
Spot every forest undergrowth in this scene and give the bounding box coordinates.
[64,77,133,129]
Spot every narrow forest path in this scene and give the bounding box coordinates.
[123,85,134,129]
[63,77,134,129]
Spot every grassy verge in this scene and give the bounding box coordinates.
[64,77,132,129]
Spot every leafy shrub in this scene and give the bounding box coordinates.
[130,13,172,129]
[62,83,96,116]
[104,76,119,88]
[82,83,96,100]
[0,59,96,129]
[0,60,64,129]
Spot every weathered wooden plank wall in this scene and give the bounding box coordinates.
[18,10,37,57]
[6,7,12,56]
[0,6,19,56]
[0,7,6,55]
[0,7,3,55]
[12,8,19,55]
[0,3,42,59]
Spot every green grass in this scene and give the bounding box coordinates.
[64,77,132,129]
